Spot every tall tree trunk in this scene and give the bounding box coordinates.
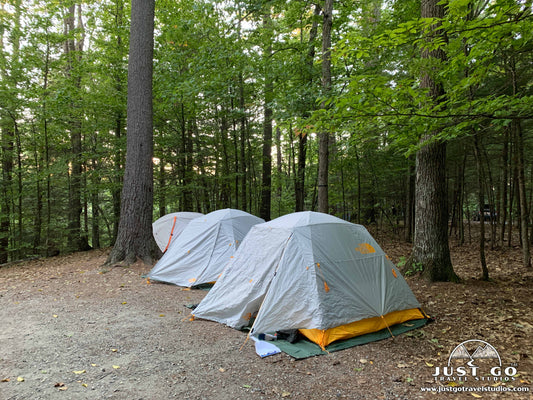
[182,117,195,210]
[275,127,283,215]
[65,4,89,252]
[318,0,333,214]
[295,5,320,212]
[405,156,415,242]
[112,114,123,243]
[0,1,21,262]
[0,119,13,264]
[111,0,126,243]
[236,8,248,213]
[260,13,273,221]
[106,0,157,266]
[473,135,489,280]
[158,161,166,217]
[31,123,43,254]
[509,55,531,268]
[514,119,530,267]
[295,131,308,212]
[407,0,458,282]
[218,109,231,209]
[239,74,247,212]
[499,128,510,248]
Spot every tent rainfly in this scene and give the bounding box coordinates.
[192,211,426,350]
[148,209,264,287]
[152,211,204,252]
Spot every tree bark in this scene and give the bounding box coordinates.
[318,0,333,214]
[260,13,273,221]
[473,135,489,280]
[405,156,415,242]
[65,4,90,252]
[295,4,320,212]
[509,54,531,268]
[105,0,157,266]
[407,0,458,282]
[499,128,510,248]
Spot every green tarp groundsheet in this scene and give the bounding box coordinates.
[270,318,428,359]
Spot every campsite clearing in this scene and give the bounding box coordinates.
[1,233,532,400]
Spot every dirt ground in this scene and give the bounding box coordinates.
[1,230,532,400]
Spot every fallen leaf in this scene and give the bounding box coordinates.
[112,365,120,369]
[1,378,10,382]
[58,386,68,391]
[53,315,58,318]
[17,377,24,382]
[425,362,434,367]
[470,394,482,398]
[121,302,127,305]
[91,363,97,367]
[81,383,88,387]
[242,384,251,388]
[159,314,165,317]
[73,370,86,374]
[219,368,225,372]
[359,358,367,364]
[282,391,291,397]
[54,382,65,387]
[111,349,118,352]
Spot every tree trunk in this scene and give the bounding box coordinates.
[318,0,333,214]
[0,1,22,262]
[32,127,43,254]
[514,119,531,268]
[295,5,320,212]
[260,13,273,221]
[473,135,489,280]
[499,128,510,248]
[407,0,458,282]
[105,0,157,266]
[64,4,89,252]
[218,109,231,208]
[0,119,13,264]
[239,73,247,212]
[405,156,415,242]
[109,0,126,243]
[157,161,166,217]
[509,54,531,268]
[275,127,283,215]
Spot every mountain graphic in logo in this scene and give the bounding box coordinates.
[449,344,471,360]
[448,340,501,366]
[471,344,500,360]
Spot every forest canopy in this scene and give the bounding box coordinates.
[0,0,531,267]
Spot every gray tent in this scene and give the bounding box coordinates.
[152,211,203,252]
[148,209,264,287]
[192,211,425,349]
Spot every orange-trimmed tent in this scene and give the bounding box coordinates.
[192,211,426,349]
[152,212,203,252]
[148,209,264,287]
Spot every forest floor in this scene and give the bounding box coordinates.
[0,225,532,400]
